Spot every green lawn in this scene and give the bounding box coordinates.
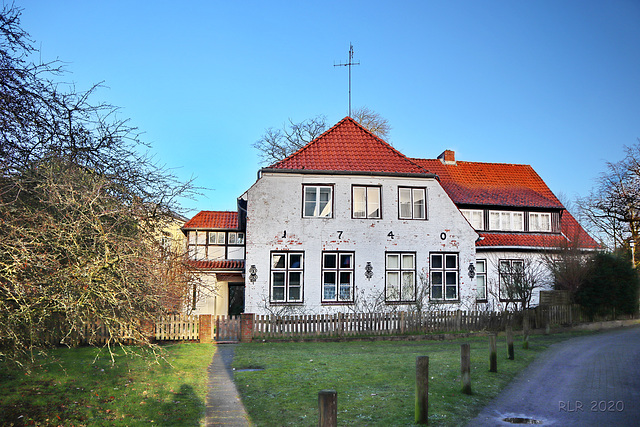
[233,332,591,426]
[0,343,215,426]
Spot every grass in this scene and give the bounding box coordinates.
[0,343,215,426]
[233,331,593,426]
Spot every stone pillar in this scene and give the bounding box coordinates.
[199,314,213,343]
[240,313,254,343]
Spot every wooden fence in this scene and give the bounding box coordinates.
[252,310,515,339]
[60,305,636,345]
[155,314,199,341]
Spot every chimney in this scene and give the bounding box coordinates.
[438,150,456,165]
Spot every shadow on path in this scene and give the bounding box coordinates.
[206,344,251,427]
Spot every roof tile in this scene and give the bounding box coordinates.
[413,159,564,209]
[268,117,428,175]
[187,260,244,270]
[183,211,238,230]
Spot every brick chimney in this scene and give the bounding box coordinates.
[438,150,456,165]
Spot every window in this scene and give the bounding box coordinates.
[529,213,551,232]
[461,209,484,230]
[271,252,304,302]
[489,211,524,231]
[430,253,459,301]
[476,259,487,300]
[188,231,207,260]
[208,231,225,245]
[499,259,524,301]
[322,252,354,302]
[352,186,381,219]
[385,252,416,302]
[399,187,426,219]
[228,232,245,245]
[303,185,332,218]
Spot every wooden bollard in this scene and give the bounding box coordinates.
[460,343,472,394]
[318,390,337,427]
[523,311,530,349]
[506,326,514,360]
[415,356,429,424]
[489,334,497,373]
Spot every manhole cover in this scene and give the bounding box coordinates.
[502,417,543,424]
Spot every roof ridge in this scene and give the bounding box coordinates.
[412,157,536,168]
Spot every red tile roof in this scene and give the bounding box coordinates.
[266,117,430,175]
[187,260,244,270]
[413,159,564,209]
[411,156,598,250]
[183,211,238,230]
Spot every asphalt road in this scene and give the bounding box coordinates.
[468,325,640,426]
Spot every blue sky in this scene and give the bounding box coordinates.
[18,0,640,216]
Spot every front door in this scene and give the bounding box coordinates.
[228,283,245,316]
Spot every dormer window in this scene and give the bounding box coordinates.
[529,213,551,232]
[461,209,484,230]
[489,211,524,231]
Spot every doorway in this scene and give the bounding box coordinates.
[228,283,245,316]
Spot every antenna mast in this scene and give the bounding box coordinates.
[334,43,360,116]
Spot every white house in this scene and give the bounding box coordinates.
[183,117,598,316]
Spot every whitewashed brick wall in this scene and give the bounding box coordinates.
[243,171,479,315]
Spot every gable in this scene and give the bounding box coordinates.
[266,117,430,176]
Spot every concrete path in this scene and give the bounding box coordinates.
[468,325,640,426]
[205,344,252,426]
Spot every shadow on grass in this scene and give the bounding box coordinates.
[141,384,205,426]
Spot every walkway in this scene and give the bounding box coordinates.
[468,325,640,426]
[205,344,252,426]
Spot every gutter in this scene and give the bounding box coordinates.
[258,168,438,180]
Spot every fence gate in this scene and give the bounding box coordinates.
[214,315,241,342]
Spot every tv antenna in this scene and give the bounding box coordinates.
[334,43,360,117]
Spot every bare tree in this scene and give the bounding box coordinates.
[351,106,391,141]
[253,108,392,164]
[253,115,327,165]
[489,256,551,312]
[578,139,640,257]
[542,229,594,300]
[0,4,197,365]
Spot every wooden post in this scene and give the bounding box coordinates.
[523,310,530,349]
[460,344,471,394]
[318,390,337,427]
[415,356,429,424]
[489,334,497,373]
[506,326,514,360]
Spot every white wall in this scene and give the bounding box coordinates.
[476,250,555,310]
[244,171,479,315]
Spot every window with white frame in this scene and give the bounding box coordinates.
[228,232,245,245]
[385,252,416,302]
[489,211,524,231]
[188,230,207,260]
[499,259,524,301]
[322,252,354,302]
[271,252,304,302]
[476,259,487,300]
[430,253,459,301]
[352,186,381,219]
[461,209,484,230]
[529,212,551,232]
[205,231,224,259]
[399,187,426,219]
[303,185,333,218]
